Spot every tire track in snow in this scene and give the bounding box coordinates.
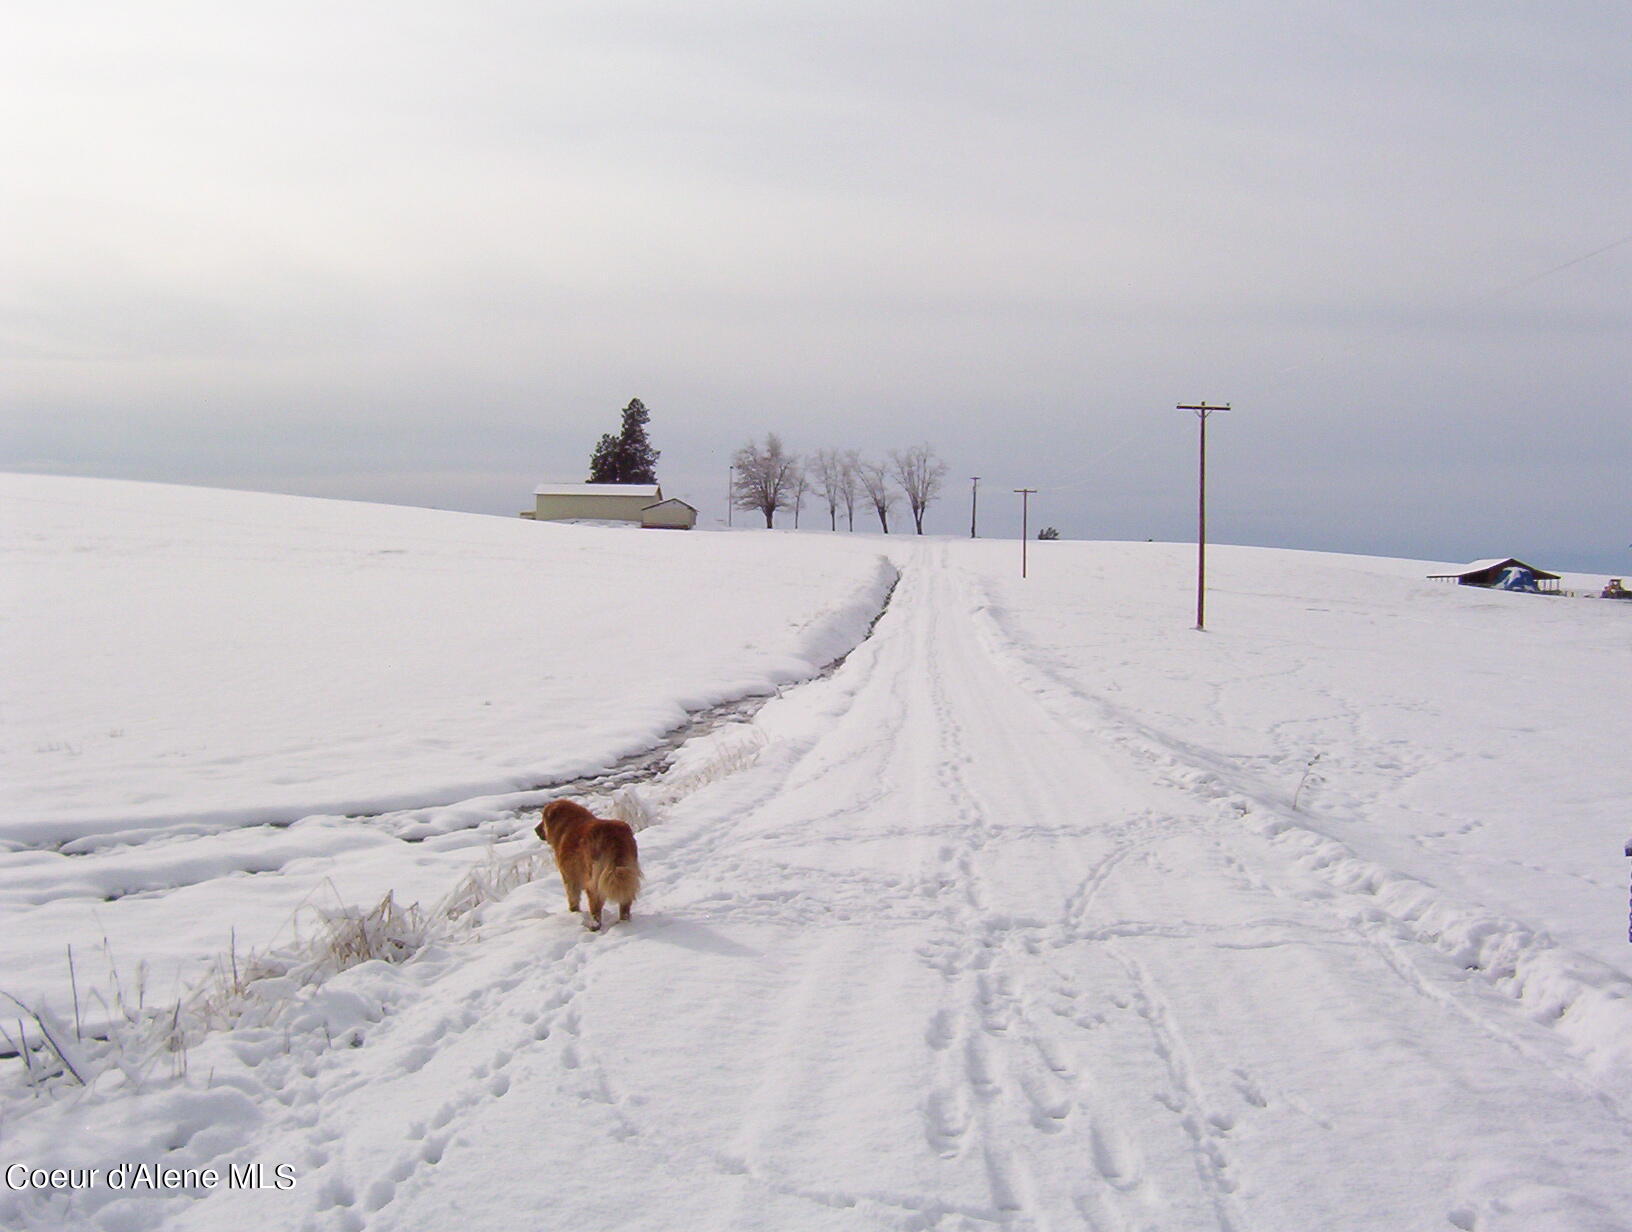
[1103,944,1243,1232]
[905,546,1250,1231]
[946,556,1632,1227]
[963,562,1632,1121]
[658,552,1048,1228]
[912,558,1038,1222]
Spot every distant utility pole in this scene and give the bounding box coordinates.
[1177,402,1229,630]
[1014,488,1036,578]
[727,465,734,527]
[970,477,981,538]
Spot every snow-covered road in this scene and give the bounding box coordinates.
[21,542,1624,1232]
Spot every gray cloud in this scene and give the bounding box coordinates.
[3,2,1627,569]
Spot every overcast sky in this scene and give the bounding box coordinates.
[4,2,1628,568]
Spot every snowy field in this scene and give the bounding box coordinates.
[1,476,893,1016]
[3,475,1631,1232]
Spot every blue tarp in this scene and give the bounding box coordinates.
[1497,566,1540,592]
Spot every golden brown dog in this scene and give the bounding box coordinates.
[535,799,642,931]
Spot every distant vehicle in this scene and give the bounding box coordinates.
[1602,579,1631,600]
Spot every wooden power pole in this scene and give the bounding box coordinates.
[970,476,980,538]
[1014,488,1036,578]
[1177,402,1229,629]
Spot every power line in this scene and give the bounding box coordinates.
[1250,226,1632,402]
[1474,230,1632,304]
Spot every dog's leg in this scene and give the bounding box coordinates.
[618,901,632,922]
[561,869,582,913]
[585,890,604,931]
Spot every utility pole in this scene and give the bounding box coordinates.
[727,465,734,527]
[970,477,980,538]
[1014,488,1036,578]
[1177,402,1229,629]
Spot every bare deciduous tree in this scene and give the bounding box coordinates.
[811,449,846,531]
[838,450,861,531]
[789,462,809,529]
[889,444,948,535]
[731,434,800,528]
[858,458,897,534]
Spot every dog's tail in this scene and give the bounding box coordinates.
[594,859,643,908]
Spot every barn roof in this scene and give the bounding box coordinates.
[534,483,662,498]
[642,498,696,512]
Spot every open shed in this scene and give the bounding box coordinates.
[1427,558,1561,592]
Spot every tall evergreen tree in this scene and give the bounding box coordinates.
[614,398,660,483]
[587,403,662,483]
[587,398,661,484]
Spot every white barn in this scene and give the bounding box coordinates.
[521,483,662,524]
[521,483,692,528]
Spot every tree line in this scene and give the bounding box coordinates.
[577,403,973,537]
[731,435,948,534]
